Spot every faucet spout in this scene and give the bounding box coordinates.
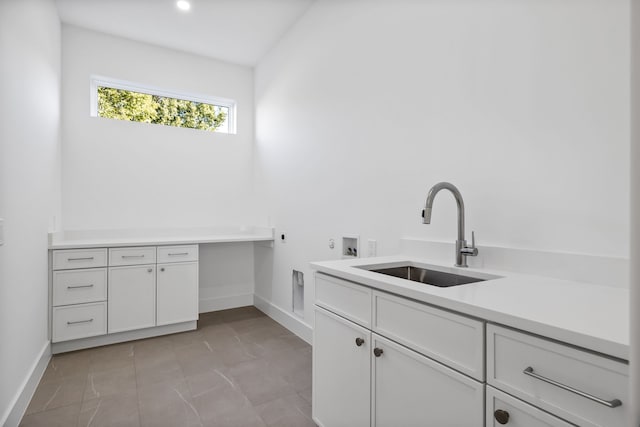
[422,182,476,267]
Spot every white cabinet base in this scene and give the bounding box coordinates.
[51,320,196,354]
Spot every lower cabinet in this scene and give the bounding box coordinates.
[313,306,483,427]
[487,386,574,427]
[372,333,483,427]
[108,264,156,333]
[313,272,629,427]
[313,307,371,427]
[51,244,200,349]
[157,261,198,325]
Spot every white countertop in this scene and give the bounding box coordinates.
[49,226,274,249]
[311,255,629,361]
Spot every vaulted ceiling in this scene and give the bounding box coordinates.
[55,0,315,66]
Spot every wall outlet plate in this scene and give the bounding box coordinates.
[367,239,377,257]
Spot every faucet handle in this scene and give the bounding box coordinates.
[461,231,479,257]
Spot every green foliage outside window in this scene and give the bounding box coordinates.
[97,87,228,132]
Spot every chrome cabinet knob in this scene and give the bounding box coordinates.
[373,348,383,357]
[160,267,165,272]
[147,268,152,273]
[355,338,365,347]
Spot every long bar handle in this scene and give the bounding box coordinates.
[168,252,189,256]
[67,284,94,289]
[122,255,145,258]
[523,367,622,408]
[67,318,94,325]
[67,257,94,261]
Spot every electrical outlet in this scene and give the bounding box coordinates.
[368,239,377,257]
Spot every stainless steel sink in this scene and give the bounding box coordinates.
[366,265,488,288]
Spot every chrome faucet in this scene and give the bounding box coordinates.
[422,182,478,267]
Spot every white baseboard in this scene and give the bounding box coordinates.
[2,341,51,427]
[199,293,254,313]
[253,294,313,344]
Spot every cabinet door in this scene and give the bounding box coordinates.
[157,261,198,326]
[372,333,484,427]
[487,386,574,427]
[313,307,370,427]
[108,265,156,333]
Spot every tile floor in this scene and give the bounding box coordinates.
[20,307,316,427]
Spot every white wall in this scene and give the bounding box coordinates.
[61,25,256,230]
[254,0,630,327]
[0,0,61,424]
[629,0,639,424]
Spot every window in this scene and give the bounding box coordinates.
[90,77,235,134]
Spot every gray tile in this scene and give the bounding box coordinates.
[137,379,202,427]
[132,336,174,359]
[281,334,311,350]
[25,374,86,414]
[200,323,238,343]
[41,351,91,382]
[22,307,313,427]
[255,394,316,427]
[175,342,225,377]
[19,403,81,427]
[168,330,205,349]
[83,365,137,401]
[203,408,267,427]
[135,349,183,387]
[88,343,135,373]
[214,336,260,367]
[191,380,252,424]
[78,391,140,427]
[186,367,236,398]
[227,358,296,406]
[298,386,312,405]
[266,348,312,392]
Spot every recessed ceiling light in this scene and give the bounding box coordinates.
[176,0,191,12]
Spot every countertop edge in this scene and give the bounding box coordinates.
[49,233,274,249]
[311,257,629,362]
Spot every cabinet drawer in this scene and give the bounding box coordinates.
[52,302,107,343]
[315,273,372,328]
[373,290,484,380]
[52,248,107,270]
[53,268,107,306]
[109,246,156,266]
[157,245,198,263]
[487,386,573,427]
[487,324,628,427]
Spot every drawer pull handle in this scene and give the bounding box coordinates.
[523,367,622,408]
[355,337,365,347]
[122,255,145,258]
[373,347,384,357]
[67,284,94,289]
[67,257,94,261]
[67,318,94,325]
[494,409,510,424]
[168,252,189,256]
